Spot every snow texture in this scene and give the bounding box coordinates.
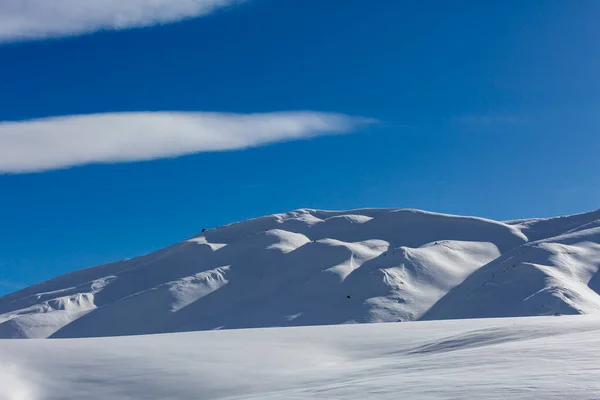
[1,315,600,399]
[1,208,599,339]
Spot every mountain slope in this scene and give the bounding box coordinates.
[1,208,599,339]
[423,224,600,320]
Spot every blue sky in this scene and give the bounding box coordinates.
[1,0,599,295]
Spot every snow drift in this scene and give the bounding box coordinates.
[1,208,599,339]
[2,315,600,399]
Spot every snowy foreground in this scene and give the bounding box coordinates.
[2,315,600,399]
[1,208,600,339]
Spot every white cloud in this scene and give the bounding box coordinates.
[0,0,244,43]
[0,111,374,173]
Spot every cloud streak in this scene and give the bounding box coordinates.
[452,114,522,126]
[0,111,374,173]
[0,0,244,43]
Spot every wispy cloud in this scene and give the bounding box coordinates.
[0,111,374,173]
[452,114,522,126]
[0,0,245,43]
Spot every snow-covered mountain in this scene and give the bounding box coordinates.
[1,208,599,339]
